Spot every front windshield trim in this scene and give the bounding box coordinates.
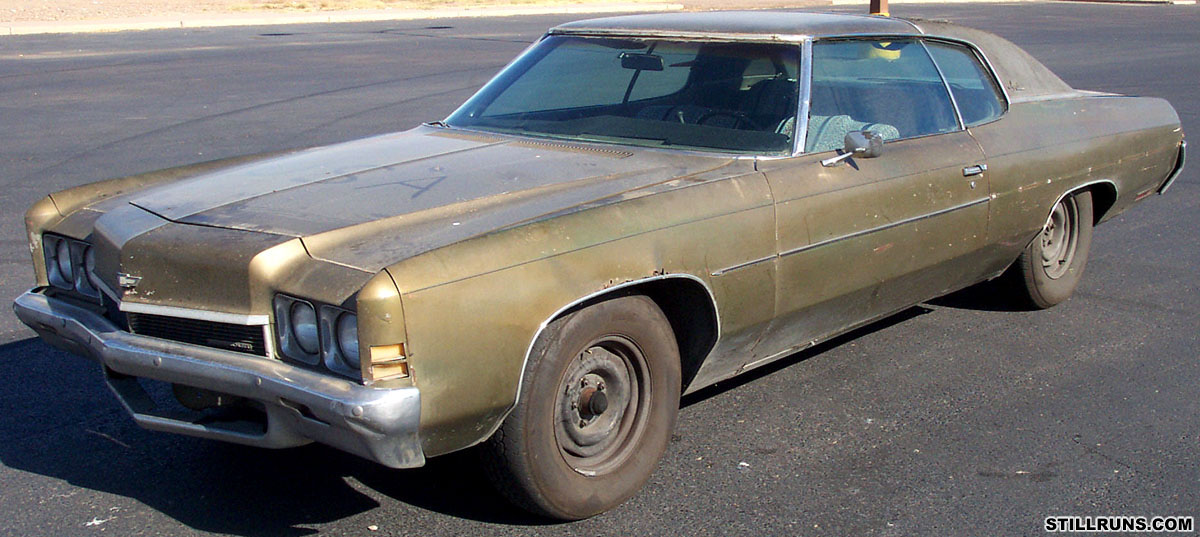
[547,28,811,44]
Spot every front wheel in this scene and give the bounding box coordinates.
[1005,190,1094,309]
[480,294,681,520]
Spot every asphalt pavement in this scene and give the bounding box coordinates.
[0,3,1196,535]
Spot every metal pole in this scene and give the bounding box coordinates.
[870,0,889,16]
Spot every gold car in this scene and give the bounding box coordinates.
[15,11,1185,519]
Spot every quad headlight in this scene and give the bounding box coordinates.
[335,313,359,368]
[43,234,101,300]
[289,300,320,355]
[274,294,360,378]
[54,239,73,284]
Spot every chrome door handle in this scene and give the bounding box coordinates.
[963,164,987,177]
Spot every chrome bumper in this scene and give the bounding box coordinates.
[12,289,425,469]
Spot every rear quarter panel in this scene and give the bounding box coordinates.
[970,95,1183,266]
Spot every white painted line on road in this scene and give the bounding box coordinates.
[1,2,684,37]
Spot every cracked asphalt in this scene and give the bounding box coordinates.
[0,3,1196,535]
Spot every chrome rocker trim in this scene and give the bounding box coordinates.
[13,289,424,469]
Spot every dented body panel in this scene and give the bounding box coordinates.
[15,12,1185,465]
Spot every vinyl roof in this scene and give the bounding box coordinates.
[550,11,924,40]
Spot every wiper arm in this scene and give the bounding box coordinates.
[577,131,672,146]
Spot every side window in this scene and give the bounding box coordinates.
[806,39,959,153]
[925,41,1006,127]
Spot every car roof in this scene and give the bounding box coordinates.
[550,11,922,40]
[551,11,1079,101]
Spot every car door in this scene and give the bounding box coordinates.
[751,38,992,363]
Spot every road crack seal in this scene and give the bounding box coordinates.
[1072,433,1133,471]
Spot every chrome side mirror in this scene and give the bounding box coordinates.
[821,130,885,167]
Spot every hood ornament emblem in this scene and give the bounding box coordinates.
[117,273,142,289]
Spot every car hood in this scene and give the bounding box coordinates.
[124,126,738,272]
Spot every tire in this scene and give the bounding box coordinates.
[1006,190,1094,309]
[480,294,681,520]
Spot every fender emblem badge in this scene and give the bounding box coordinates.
[117,273,142,289]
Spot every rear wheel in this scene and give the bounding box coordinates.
[1006,190,1094,309]
[481,294,681,520]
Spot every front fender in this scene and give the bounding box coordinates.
[387,170,774,457]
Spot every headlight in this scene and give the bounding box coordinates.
[274,295,321,365]
[274,295,360,379]
[73,245,101,298]
[289,301,320,355]
[43,234,100,299]
[44,236,70,289]
[335,313,359,368]
[319,305,358,375]
[55,239,73,283]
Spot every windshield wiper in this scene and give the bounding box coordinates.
[577,132,672,146]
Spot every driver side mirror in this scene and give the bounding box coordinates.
[821,130,885,167]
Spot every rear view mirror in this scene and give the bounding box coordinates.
[619,52,664,71]
[821,130,885,167]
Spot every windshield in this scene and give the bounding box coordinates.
[446,36,801,155]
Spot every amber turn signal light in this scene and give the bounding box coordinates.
[367,343,410,381]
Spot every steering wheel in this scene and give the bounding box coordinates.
[695,110,763,131]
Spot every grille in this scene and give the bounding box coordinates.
[127,313,268,356]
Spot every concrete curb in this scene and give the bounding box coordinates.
[0,2,684,36]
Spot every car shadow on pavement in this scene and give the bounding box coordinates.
[681,305,933,408]
[926,277,1035,312]
[0,303,946,532]
[0,337,552,535]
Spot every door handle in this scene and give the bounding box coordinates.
[963,164,988,177]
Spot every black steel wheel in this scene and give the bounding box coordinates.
[480,294,681,520]
[1006,190,1094,309]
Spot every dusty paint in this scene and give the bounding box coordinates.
[17,12,1185,460]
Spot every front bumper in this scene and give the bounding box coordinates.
[13,289,425,469]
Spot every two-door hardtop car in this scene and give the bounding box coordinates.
[14,11,1185,519]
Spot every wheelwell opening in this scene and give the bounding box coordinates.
[557,278,719,393]
[638,279,719,392]
[1084,182,1117,224]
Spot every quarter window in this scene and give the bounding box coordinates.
[806,39,959,153]
[925,41,1006,126]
